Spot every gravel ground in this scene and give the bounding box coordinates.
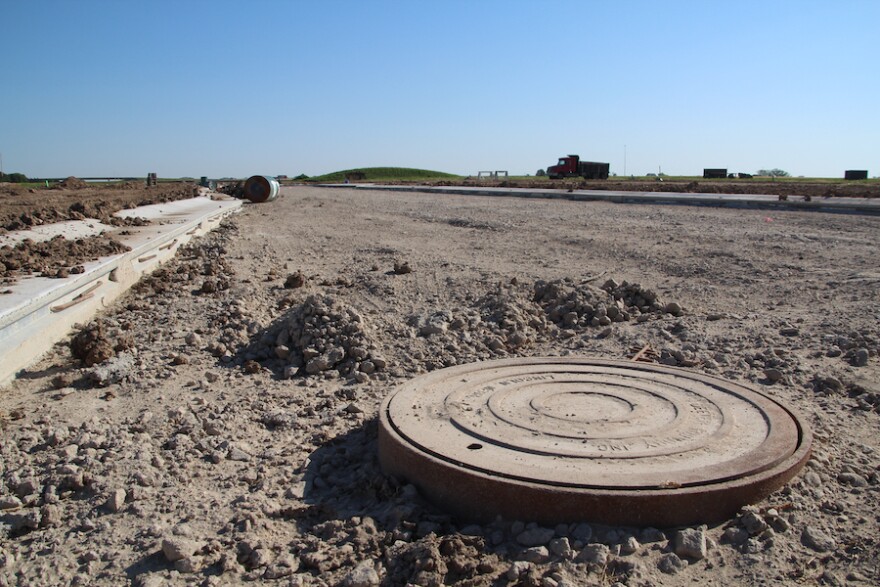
[1,186,879,586]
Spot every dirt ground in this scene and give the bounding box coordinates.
[1,185,879,586]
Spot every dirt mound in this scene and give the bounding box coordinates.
[278,295,383,378]
[70,318,134,367]
[55,177,89,190]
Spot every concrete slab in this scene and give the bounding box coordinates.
[0,195,242,385]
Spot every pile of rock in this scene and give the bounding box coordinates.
[274,294,385,381]
[533,277,670,331]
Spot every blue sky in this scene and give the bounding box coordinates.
[2,0,877,178]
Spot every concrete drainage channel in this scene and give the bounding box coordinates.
[379,357,811,527]
[0,195,242,385]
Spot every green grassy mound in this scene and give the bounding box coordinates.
[308,167,460,182]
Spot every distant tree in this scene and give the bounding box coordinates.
[293,173,309,180]
[536,169,546,177]
[756,169,790,178]
[0,172,28,183]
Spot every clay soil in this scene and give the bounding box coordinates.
[1,186,879,586]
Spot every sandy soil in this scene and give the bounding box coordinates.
[1,186,879,586]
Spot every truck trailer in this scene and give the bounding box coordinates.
[547,155,609,180]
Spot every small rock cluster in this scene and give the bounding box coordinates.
[272,294,386,380]
[534,278,671,332]
[821,330,878,367]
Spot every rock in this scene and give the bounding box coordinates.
[779,326,800,337]
[306,355,332,374]
[639,527,666,543]
[519,546,550,564]
[3,509,41,531]
[571,522,593,542]
[264,554,300,579]
[801,525,836,552]
[506,561,532,580]
[658,552,688,574]
[516,526,555,547]
[39,504,61,527]
[722,527,749,545]
[576,543,610,565]
[393,261,412,275]
[162,537,201,562]
[665,302,683,316]
[343,402,364,414]
[0,496,23,510]
[838,472,869,487]
[105,488,127,513]
[763,368,784,383]
[768,515,790,533]
[419,323,446,337]
[185,332,202,347]
[548,537,573,559]
[174,557,199,573]
[86,351,136,386]
[488,337,505,351]
[851,348,869,367]
[741,510,768,535]
[134,574,165,587]
[674,527,707,560]
[620,536,640,555]
[228,447,252,462]
[284,271,306,289]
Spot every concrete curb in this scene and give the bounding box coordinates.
[0,195,242,386]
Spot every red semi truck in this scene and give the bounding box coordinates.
[547,155,610,180]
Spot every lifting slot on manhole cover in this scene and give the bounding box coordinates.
[378,357,811,527]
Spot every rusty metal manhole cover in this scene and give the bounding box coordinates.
[378,357,811,526]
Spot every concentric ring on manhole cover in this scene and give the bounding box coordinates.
[378,357,811,527]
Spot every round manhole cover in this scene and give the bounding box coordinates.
[378,357,811,526]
